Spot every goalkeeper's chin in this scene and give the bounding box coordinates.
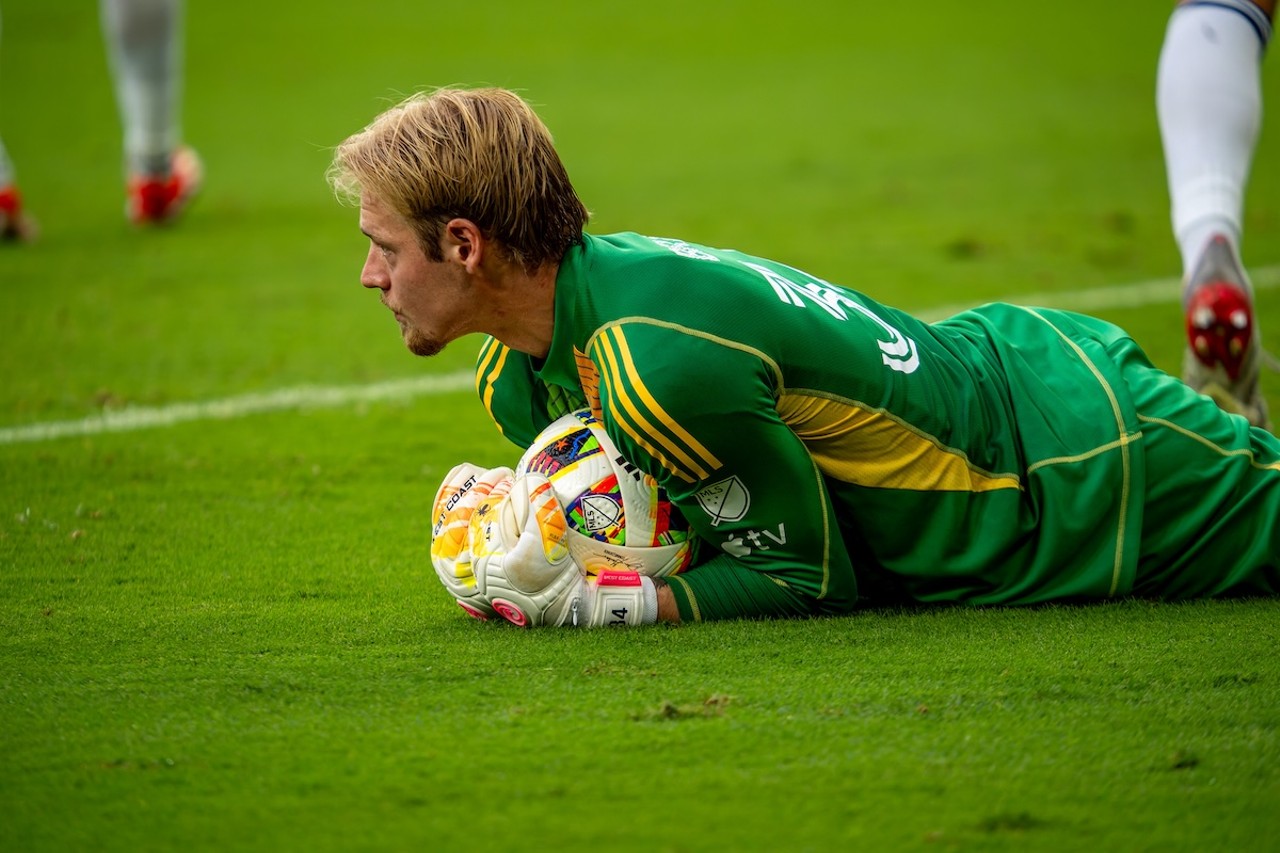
[405,327,446,358]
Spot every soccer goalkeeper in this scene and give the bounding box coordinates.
[329,87,1280,626]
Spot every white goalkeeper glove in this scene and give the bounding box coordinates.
[472,472,658,628]
[429,463,515,620]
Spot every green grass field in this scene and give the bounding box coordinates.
[2,1,1279,849]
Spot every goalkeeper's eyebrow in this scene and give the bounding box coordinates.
[360,227,390,249]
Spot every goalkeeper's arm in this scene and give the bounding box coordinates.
[432,469,830,626]
[652,552,828,623]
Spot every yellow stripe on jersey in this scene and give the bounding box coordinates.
[1018,306,1136,597]
[667,574,702,622]
[777,391,1022,492]
[593,336,698,482]
[587,316,785,392]
[474,337,511,436]
[474,336,502,396]
[593,326,722,483]
[806,454,832,599]
[607,327,722,471]
[1137,414,1280,471]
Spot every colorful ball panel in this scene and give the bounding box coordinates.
[516,409,690,554]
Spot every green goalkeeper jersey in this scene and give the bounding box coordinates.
[475,232,1280,621]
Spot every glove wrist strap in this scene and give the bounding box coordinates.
[585,570,655,627]
[641,576,658,625]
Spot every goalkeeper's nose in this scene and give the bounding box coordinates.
[360,244,389,291]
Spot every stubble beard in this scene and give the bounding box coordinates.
[405,326,445,357]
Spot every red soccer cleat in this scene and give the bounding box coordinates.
[126,146,202,225]
[0,184,37,242]
[1182,234,1271,429]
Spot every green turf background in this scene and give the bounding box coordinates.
[2,1,1278,849]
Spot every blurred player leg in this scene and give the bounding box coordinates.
[0,9,36,242]
[0,141,36,242]
[0,132,38,243]
[101,0,201,224]
[1157,0,1275,428]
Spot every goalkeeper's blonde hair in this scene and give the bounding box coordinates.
[329,88,589,273]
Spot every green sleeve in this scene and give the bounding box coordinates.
[588,321,859,621]
[474,336,586,449]
[663,552,817,621]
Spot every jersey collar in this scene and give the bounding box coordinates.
[535,234,593,385]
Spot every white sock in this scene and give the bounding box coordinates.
[1156,0,1270,280]
[0,136,14,189]
[100,0,184,178]
[0,8,12,188]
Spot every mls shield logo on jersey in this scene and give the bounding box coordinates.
[695,476,750,526]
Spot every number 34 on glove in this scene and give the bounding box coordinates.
[430,465,657,628]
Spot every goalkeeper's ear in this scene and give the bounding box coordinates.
[442,217,487,274]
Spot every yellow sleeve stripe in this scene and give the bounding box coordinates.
[593,328,721,483]
[593,326,721,481]
[607,326,722,470]
[475,337,503,396]
[807,454,832,600]
[668,574,702,622]
[587,315,785,394]
[594,337,697,483]
[474,337,511,437]
[1020,306,1133,598]
[779,391,1022,492]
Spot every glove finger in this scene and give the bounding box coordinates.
[517,473,571,566]
[431,465,514,563]
[496,473,571,586]
[431,462,487,559]
[431,462,486,520]
[473,473,583,627]
[431,463,515,527]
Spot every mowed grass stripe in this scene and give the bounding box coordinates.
[3,266,1277,446]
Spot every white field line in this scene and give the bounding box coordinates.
[3,265,1278,447]
[0,373,476,445]
[916,264,1279,323]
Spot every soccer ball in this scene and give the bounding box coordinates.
[516,409,694,577]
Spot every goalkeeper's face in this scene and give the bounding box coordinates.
[357,192,473,357]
